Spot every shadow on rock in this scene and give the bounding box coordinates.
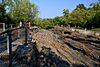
[37,47,70,67]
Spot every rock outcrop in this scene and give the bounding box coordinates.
[30,26,100,67]
[0,26,100,67]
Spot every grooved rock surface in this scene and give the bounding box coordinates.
[30,27,100,67]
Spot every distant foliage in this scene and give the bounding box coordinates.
[0,0,14,24]
[34,1,100,29]
[0,0,38,25]
[0,0,100,29]
[8,0,38,23]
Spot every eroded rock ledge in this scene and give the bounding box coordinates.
[30,26,100,67]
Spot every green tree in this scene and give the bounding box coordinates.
[90,2,100,10]
[75,4,87,10]
[68,4,89,27]
[0,0,14,24]
[9,0,38,23]
[63,8,69,16]
[85,1,100,28]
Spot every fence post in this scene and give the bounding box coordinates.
[25,27,28,45]
[3,23,5,31]
[7,31,12,67]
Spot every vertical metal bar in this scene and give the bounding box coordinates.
[7,31,12,67]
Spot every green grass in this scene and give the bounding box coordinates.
[89,28,100,32]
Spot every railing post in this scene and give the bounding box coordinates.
[25,27,28,45]
[7,31,12,67]
[3,23,5,31]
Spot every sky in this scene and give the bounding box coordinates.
[30,0,98,18]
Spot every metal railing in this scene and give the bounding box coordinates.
[0,26,28,67]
